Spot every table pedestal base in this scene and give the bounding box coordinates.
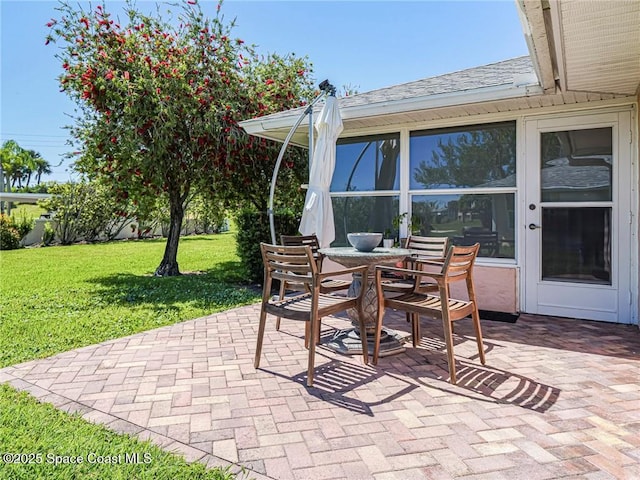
[324,327,405,357]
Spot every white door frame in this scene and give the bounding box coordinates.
[522,110,635,323]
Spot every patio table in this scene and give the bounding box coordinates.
[318,246,412,356]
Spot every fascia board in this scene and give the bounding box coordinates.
[515,0,556,92]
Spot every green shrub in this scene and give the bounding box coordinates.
[235,207,300,283]
[189,195,227,234]
[38,183,83,244]
[38,181,135,244]
[0,214,21,250]
[10,211,35,240]
[42,222,55,246]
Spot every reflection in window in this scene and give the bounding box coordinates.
[410,122,516,189]
[332,134,400,192]
[330,133,401,246]
[411,194,515,258]
[540,128,612,202]
[332,196,399,246]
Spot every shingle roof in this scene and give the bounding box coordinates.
[247,56,537,122]
[337,55,535,108]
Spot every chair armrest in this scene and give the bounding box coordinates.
[375,265,444,282]
[405,255,443,266]
[317,264,368,280]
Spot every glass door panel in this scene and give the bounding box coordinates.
[541,207,611,285]
[539,127,613,286]
[540,128,612,202]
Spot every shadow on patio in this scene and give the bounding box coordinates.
[2,304,638,479]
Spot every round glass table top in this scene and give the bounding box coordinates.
[318,247,412,268]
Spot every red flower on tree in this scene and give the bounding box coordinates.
[47,0,314,277]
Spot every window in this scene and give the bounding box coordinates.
[332,196,400,246]
[540,127,612,202]
[331,133,400,245]
[409,122,516,258]
[411,194,515,258]
[332,133,400,192]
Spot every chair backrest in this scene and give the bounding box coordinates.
[406,235,449,260]
[280,234,323,268]
[260,242,318,291]
[440,243,480,284]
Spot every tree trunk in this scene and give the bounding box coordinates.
[154,191,185,277]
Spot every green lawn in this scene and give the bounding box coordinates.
[0,233,259,367]
[0,384,236,480]
[0,233,260,479]
[7,202,47,219]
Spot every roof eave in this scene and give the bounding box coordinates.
[240,82,543,145]
[516,0,557,93]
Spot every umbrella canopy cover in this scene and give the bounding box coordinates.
[299,96,343,248]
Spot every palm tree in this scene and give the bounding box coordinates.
[0,140,21,192]
[0,142,47,189]
[10,151,31,188]
[18,150,49,187]
[34,156,52,185]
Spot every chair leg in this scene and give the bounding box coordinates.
[357,305,369,365]
[254,308,268,368]
[316,318,322,346]
[307,317,317,387]
[301,315,320,347]
[304,322,310,349]
[471,307,486,365]
[372,305,384,365]
[275,282,286,331]
[411,313,420,347]
[441,316,457,385]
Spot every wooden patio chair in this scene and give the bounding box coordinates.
[373,243,485,384]
[380,235,450,293]
[276,234,352,340]
[256,243,369,387]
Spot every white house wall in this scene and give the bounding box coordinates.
[327,98,638,321]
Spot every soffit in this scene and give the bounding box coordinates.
[551,0,640,95]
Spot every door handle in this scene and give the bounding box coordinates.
[528,223,541,230]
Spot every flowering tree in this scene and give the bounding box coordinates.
[212,53,314,214]
[48,0,314,276]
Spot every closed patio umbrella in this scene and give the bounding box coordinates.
[299,94,343,248]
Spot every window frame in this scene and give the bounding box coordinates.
[329,122,519,263]
[407,121,518,262]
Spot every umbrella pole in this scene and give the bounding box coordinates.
[268,81,336,245]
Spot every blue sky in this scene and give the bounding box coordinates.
[1,0,528,182]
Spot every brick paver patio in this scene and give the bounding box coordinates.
[1,305,639,479]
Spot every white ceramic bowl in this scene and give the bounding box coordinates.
[347,232,383,252]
